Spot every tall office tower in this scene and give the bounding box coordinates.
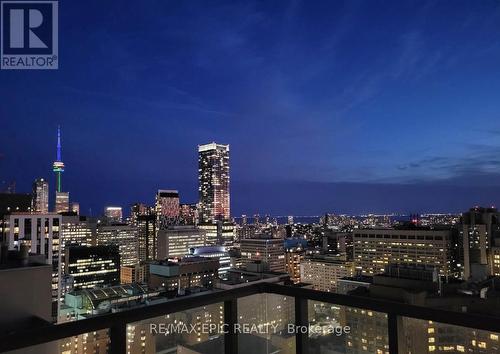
[31,178,49,213]
[3,212,62,319]
[60,215,96,284]
[136,214,156,262]
[353,228,454,277]
[59,214,97,304]
[241,214,247,225]
[104,206,123,223]
[240,238,286,272]
[55,191,69,213]
[460,207,500,280]
[287,215,294,225]
[65,245,120,289]
[155,190,180,226]
[198,143,230,223]
[60,214,95,248]
[97,224,138,266]
[156,226,207,259]
[180,203,198,225]
[52,126,65,195]
[300,254,355,292]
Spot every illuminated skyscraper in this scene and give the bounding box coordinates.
[52,126,65,194]
[60,215,95,250]
[155,190,180,226]
[32,178,49,213]
[180,203,198,225]
[105,206,123,222]
[136,214,157,262]
[198,142,230,223]
[97,224,138,266]
[55,191,69,213]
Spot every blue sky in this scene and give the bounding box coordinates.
[1,0,500,215]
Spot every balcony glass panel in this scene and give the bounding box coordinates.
[127,303,225,354]
[400,317,500,353]
[237,293,295,354]
[308,300,389,354]
[3,329,110,354]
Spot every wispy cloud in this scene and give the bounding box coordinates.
[393,143,500,186]
[60,85,237,118]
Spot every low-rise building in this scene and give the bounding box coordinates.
[148,257,219,293]
[300,254,355,292]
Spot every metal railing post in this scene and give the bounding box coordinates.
[295,296,309,354]
[109,323,127,354]
[224,298,238,354]
[388,313,399,354]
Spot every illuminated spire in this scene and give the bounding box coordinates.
[56,125,62,162]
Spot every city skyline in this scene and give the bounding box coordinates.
[2,1,500,215]
[2,128,500,217]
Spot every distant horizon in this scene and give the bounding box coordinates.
[3,167,499,217]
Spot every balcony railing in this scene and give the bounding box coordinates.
[1,282,500,353]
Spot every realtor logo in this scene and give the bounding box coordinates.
[1,1,58,69]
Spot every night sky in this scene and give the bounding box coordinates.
[1,0,500,216]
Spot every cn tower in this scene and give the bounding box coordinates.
[52,126,65,192]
